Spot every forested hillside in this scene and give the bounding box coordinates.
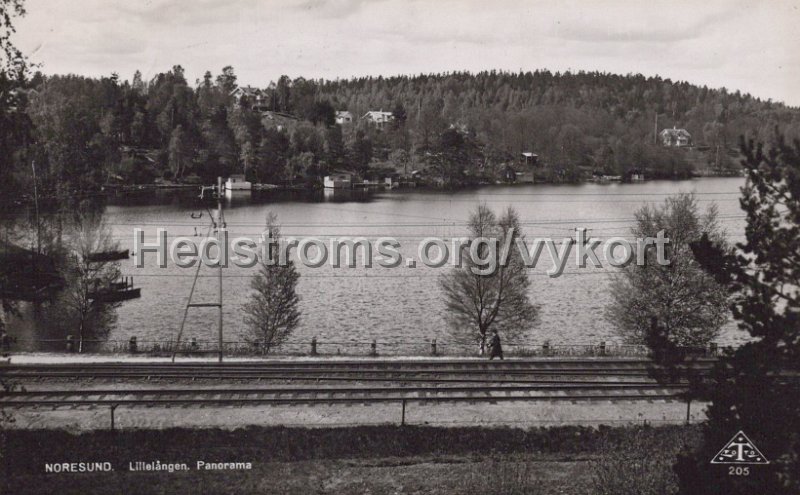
[2,67,799,200]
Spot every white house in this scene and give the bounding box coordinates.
[335,111,353,125]
[225,174,252,191]
[230,86,268,111]
[659,127,693,147]
[323,173,353,189]
[362,110,394,129]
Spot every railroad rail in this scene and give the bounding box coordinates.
[0,384,689,408]
[0,357,717,379]
[0,358,708,410]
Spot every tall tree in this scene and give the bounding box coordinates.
[167,124,190,178]
[440,205,539,353]
[256,128,290,182]
[0,0,25,79]
[215,65,237,94]
[350,130,373,176]
[44,208,121,353]
[429,128,473,187]
[243,213,300,354]
[323,124,345,171]
[606,193,729,348]
[274,75,291,112]
[391,101,407,130]
[307,100,335,127]
[675,136,800,494]
[0,2,26,476]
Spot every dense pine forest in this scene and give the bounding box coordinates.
[2,66,800,201]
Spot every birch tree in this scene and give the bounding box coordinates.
[440,204,539,353]
[606,193,729,348]
[42,208,121,352]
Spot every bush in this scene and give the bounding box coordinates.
[591,426,699,495]
[457,457,542,495]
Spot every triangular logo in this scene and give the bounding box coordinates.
[710,431,769,464]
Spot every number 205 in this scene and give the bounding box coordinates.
[728,466,750,476]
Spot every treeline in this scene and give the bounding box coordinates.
[3,67,800,199]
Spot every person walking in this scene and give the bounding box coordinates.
[0,330,11,357]
[488,330,503,360]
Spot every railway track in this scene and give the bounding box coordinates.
[0,357,716,381]
[0,383,688,408]
[0,358,703,408]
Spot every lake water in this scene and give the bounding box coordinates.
[10,177,752,351]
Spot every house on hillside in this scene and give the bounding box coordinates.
[335,111,353,125]
[230,86,268,111]
[362,110,394,129]
[659,127,693,147]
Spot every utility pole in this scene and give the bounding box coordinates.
[31,160,41,255]
[172,178,225,363]
[216,176,225,363]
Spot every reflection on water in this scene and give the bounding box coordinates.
[6,178,750,350]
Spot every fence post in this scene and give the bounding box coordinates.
[128,336,137,354]
[599,341,606,356]
[110,404,118,431]
[401,399,406,426]
[370,339,377,356]
[66,335,75,353]
[542,341,550,357]
[431,339,437,356]
[190,337,198,352]
[311,337,317,356]
[686,398,692,424]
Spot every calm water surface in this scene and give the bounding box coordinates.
[12,178,750,349]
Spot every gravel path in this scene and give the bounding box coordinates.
[7,398,707,431]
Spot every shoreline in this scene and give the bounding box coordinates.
[2,353,672,364]
[2,174,745,209]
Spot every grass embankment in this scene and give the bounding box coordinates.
[1,424,700,494]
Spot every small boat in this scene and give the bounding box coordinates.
[91,287,141,302]
[87,249,129,262]
[89,276,141,302]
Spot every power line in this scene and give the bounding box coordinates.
[121,271,618,278]
[64,214,749,228]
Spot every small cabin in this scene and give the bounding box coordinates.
[324,173,353,189]
[225,174,252,190]
[521,152,539,166]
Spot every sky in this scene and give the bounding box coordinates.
[12,0,800,106]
